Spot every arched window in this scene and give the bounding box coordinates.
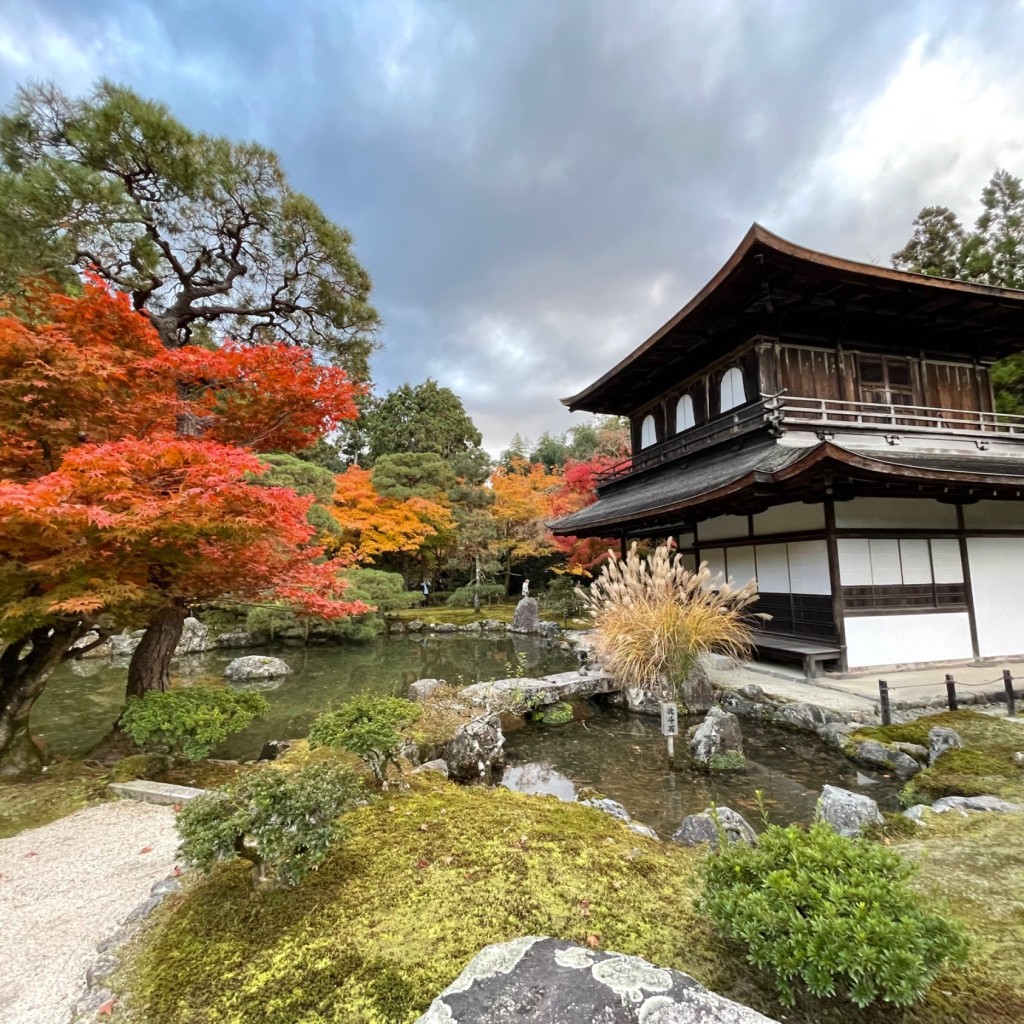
[640,414,656,449]
[676,394,695,433]
[720,366,746,413]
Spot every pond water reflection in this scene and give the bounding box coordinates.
[33,634,576,761]
[501,704,900,835]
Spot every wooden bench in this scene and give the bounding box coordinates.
[750,630,842,679]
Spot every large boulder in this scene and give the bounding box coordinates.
[816,784,882,837]
[511,597,540,633]
[672,806,758,848]
[689,706,745,771]
[109,630,145,657]
[677,668,715,713]
[224,655,293,682]
[846,739,921,779]
[928,726,963,765]
[214,629,264,649]
[175,617,212,655]
[444,714,506,782]
[409,678,447,701]
[459,670,617,713]
[580,797,659,840]
[413,937,779,1023]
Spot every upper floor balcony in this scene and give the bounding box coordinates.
[597,394,1024,487]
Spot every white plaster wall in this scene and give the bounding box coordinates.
[962,501,1024,530]
[700,546,726,579]
[834,497,957,530]
[967,537,1024,658]
[786,540,831,595]
[752,502,824,535]
[753,543,790,591]
[698,514,749,541]
[725,545,757,587]
[844,613,974,668]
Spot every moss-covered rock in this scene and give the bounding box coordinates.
[851,711,1024,806]
[531,701,574,726]
[708,750,747,772]
[110,753,171,782]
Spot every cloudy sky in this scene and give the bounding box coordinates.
[3,1,1024,455]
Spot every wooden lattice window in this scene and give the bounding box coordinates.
[858,356,915,408]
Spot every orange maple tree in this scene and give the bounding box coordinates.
[488,459,562,588]
[0,280,364,772]
[330,464,455,562]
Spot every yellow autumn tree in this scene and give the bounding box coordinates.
[331,465,455,563]
[488,458,562,591]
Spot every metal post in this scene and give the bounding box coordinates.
[945,674,958,712]
[1004,670,1016,717]
[878,679,892,726]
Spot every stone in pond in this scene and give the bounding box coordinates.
[224,655,292,682]
[412,936,779,1023]
[928,726,962,765]
[677,668,714,713]
[511,597,540,633]
[816,784,882,837]
[672,806,757,848]
[413,759,450,778]
[444,714,505,782]
[174,616,212,655]
[846,739,920,779]
[409,678,446,701]
[690,706,744,771]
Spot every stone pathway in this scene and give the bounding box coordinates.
[709,658,1024,718]
[0,801,181,1024]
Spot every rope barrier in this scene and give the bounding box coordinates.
[877,669,1017,724]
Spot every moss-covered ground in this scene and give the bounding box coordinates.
[853,710,1024,804]
[112,768,1024,1024]
[0,761,113,838]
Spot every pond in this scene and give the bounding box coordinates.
[501,704,900,835]
[34,634,898,832]
[34,634,576,761]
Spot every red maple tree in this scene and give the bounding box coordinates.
[0,280,363,773]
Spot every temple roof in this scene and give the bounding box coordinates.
[549,436,1024,537]
[563,224,1024,415]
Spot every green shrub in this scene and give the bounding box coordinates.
[446,582,506,608]
[176,762,364,887]
[308,695,421,783]
[119,688,268,762]
[700,819,968,1008]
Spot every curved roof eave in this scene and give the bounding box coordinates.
[561,223,1024,412]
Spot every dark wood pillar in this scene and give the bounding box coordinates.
[619,536,627,560]
[823,498,849,672]
[956,503,981,660]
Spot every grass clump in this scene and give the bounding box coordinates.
[583,542,759,697]
[700,818,968,1008]
[119,688,269,762]
[177,762,364,888]
[531,701,574,725]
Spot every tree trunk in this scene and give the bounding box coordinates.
[0,621,83,776]
[126,604,188,699]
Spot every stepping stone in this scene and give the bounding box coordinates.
[109,780,208,805]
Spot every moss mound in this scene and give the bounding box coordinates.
[0,761,111,838]
[853,710,1024,804]
[122,780,709,1024]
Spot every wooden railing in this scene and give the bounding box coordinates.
[596,395,1024,486]
[774,395,1024,435]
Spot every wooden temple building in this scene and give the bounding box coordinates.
[551,225,1024,675]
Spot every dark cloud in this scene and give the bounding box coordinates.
[3,0,1024,452]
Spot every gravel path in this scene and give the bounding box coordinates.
[0,801,181,1024]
